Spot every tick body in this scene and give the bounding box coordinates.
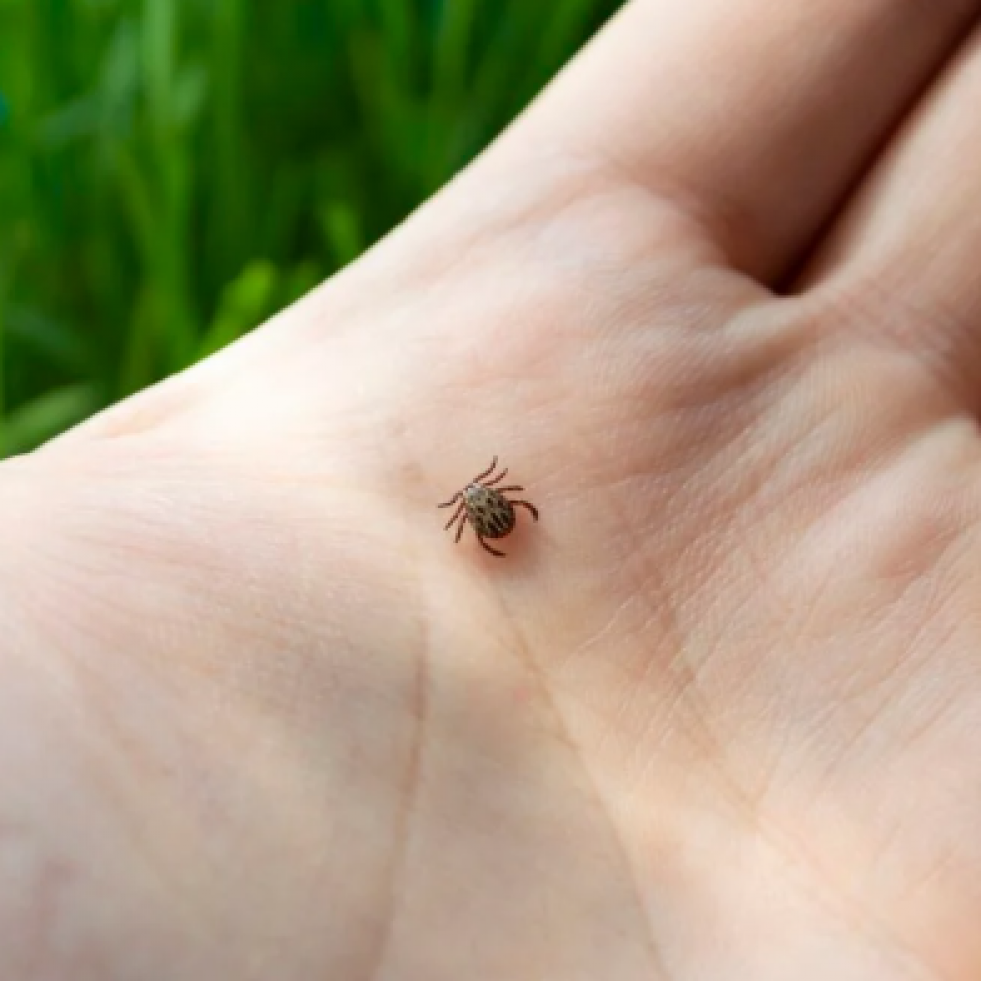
[438,457,539,557]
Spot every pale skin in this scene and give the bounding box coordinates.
[4,0,981,976]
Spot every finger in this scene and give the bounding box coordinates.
[801,25,981,406]
[504,0,980,283]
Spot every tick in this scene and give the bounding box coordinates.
[438,457,539,558]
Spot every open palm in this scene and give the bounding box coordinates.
[4,1,981,978]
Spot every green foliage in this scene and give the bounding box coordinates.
[0,0,623,456]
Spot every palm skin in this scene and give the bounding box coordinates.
[4,1,981,978]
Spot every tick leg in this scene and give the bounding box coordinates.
[472,456,499,484]
[477,534,506,557]
[443,501,465,530]
[485,468,509,486]
[438,491,462,509]
[512,500,539,521]
[454,514,469,543]
[494,485,523,493]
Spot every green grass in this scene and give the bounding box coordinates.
[0,0,623,456]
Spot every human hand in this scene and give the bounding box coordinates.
[4,1,981,977]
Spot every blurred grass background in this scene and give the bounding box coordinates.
[0,0,624,457]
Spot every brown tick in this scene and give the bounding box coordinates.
[438,457,539,557]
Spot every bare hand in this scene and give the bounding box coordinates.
[4,1,981,977]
